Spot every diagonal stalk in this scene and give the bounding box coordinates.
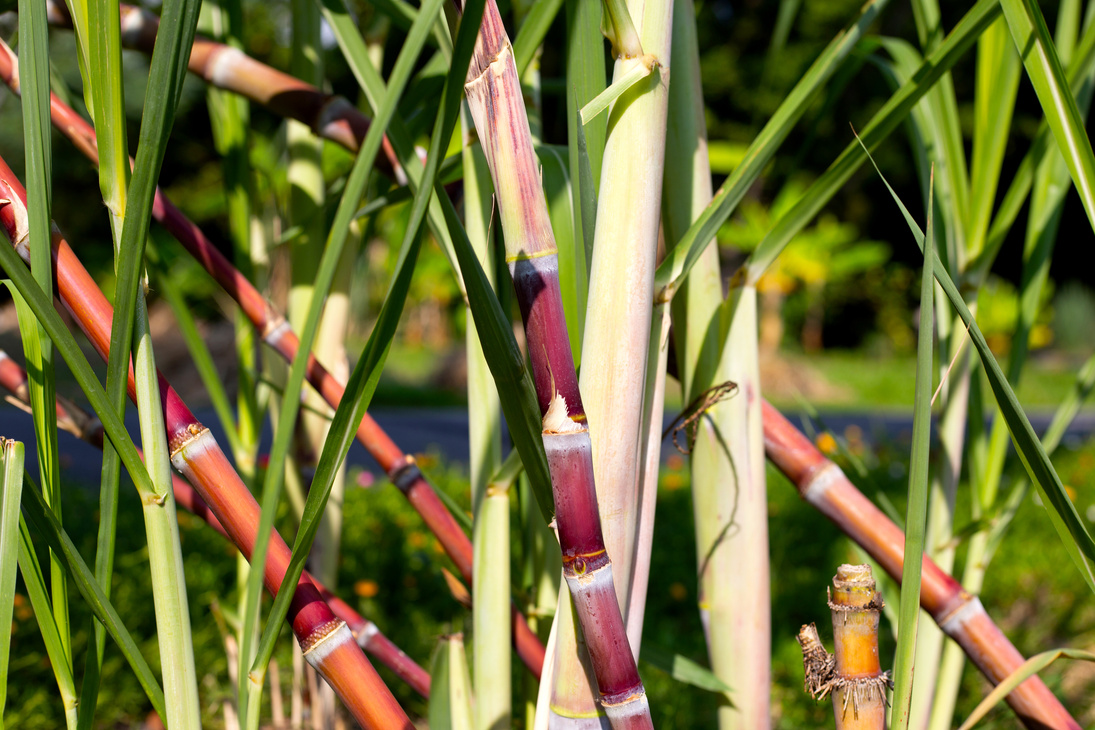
[0,347,433,698]
[0,157,414,730]
[761,399,1080,730]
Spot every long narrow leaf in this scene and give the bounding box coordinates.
[15,508,78,725]
[0,439,24,719]
[653,0,891,297]
[1000,0,1095,232]
[859,139,1095,593]
[890,170,935,730]
[19,0,68,676]
[19,478,166,719]
[957,649,1095,730]
[512,0,566,77]
[252,0,488,677]
[738,0,999,285]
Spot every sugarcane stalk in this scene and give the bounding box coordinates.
[828,565,890,730]
[796,568,892,730]
[0,157,414,730]
[663,0,769,724]
[577,0,673,635]
[463,1,653,725]
[762,398,1080,730]
[0,38,547,678]
[462,103,511,730]
[0,347,432,699]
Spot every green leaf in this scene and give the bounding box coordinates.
[738,0,999,285]
[104,0,202,502]
[19,0,68,674]
[1000,0,1095,233]
[320,0,554,522]
[859,138,1095,594]
[318,0,467,297]
[640,643,733,700]
[537,144,584,355]
[967,17,1022,259]
[15,504,78,727]
[957,648,1095,730]
[889,169,935,730]
[0,242,157,506]
[512,0,566,77]
[575,105,597,304]
[653,0,892,298]
[968,13,1095,281]
[580,56,656,124]
[251,0,487,680]
[152,257,243,460]
[0,439,24,719]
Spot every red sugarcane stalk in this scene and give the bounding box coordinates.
[42,0,403,180]
[762,399,1080,730]
[463,1,652,726]
[0,349,431,699]
[0,158,413,730]
[0,37,546,680]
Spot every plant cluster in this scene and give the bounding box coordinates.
[0,0,1094,728]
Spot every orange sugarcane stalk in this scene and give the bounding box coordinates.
[0,37,546,680]
[827,565,889,730]
[462,0,653,725]
[0,349,432,700]
[0,158,413,730]
[762,399,1080,730]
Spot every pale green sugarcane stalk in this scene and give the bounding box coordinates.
[577,0,673,637]
[132,293,203,729]
[908,311,971,728]
[542,0,673,718]
[462,101,509,730]
[473,468,513,730]
[663,0,769,724]
[60,1,202,723]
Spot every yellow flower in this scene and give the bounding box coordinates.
[816,432,838,455]
[354,580,379,598]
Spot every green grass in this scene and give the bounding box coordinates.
[773,350,1088,410]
